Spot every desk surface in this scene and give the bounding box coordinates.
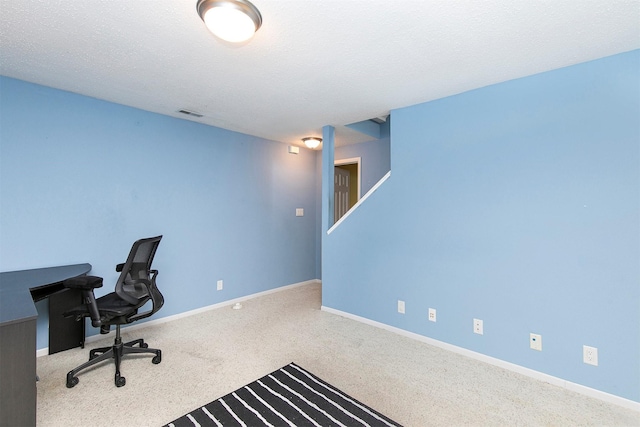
[0,263,92,325]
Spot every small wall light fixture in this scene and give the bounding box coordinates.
[197,0,262,43]
[302,137,322,149]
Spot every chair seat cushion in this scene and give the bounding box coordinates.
[96,292,141,314]
[64,292,142,324]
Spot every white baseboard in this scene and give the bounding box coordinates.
[133,279,320,330]
[320,305,640,412]
[37,279,320,358]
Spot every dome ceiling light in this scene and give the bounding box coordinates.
[302,137,322,149]
[196,0,262,43]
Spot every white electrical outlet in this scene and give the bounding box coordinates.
[428,308,436,322]
[473,318,483,335]
[530,333,542,351]
[216,280,223,291]
[397,300,405,314]
[583,345,598,366]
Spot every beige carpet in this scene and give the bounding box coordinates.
[36,283,639,426]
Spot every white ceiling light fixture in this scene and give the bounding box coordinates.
[302,137,322,149]
[196,0,262,43]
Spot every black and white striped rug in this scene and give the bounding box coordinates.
[165,362,402,427]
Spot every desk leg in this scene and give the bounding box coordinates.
[48,288,85,354]
[0,318,36,427]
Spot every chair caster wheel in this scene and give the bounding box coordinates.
[152,353,161,364]
[66,375,79,388]
[140,342,148,348]
[115,375,126,387]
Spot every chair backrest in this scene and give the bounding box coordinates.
[115,236,164,319]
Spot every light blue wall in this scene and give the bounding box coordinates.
[323,50,640,402]
[335,136,390,197]
[0,77,319,350]
[314,147,323,279]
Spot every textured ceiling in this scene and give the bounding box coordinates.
[1,0,638,147]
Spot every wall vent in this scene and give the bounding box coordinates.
[177,109,203,118]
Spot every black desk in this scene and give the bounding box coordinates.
[0,263,91,427]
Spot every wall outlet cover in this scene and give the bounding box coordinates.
[216,280,223,291]
[397,300,405,314]
[583,345,598,366]
[530,333,542,351]
[473,318,483,335]
[428,308,436,322]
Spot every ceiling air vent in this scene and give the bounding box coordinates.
[177,109,203,118]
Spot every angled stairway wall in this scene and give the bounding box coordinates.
[322,50,640,404]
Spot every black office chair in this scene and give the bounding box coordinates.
[63,235,164,388]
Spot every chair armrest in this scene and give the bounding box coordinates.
[63,276,103,290]
[62,276,103,327]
